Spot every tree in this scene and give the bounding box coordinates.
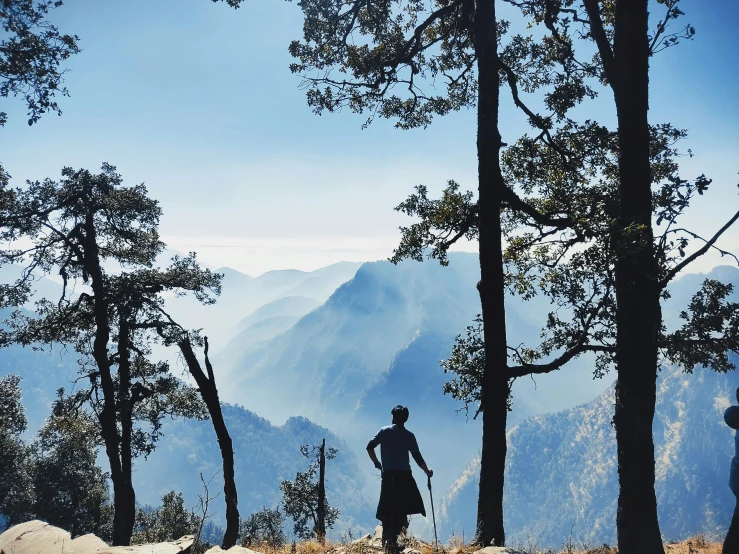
[163,335,241,549]
[490,1,739,551]
[239,507,286,548]
[32,389,110,538]
[0,374,34,528]
[132,491,200,545]
[0,164,215,545]
[280,443,339,541]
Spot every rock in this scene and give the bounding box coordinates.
[96,534,194,553]
[203,546,263,554]
[71,533,109,551]
[0,521,194,554]
[0,520,71,554]
[473,547,524,554]
[373,526,383,541]
[351,534,372,544]
[402,548,422,554]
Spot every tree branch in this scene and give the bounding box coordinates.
[500,186,572,229]
[506,344,614,378]
[659,208,739,288]
[581,0,615,85]
[204,336,215,383]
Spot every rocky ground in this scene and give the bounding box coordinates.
[0,521,723,554]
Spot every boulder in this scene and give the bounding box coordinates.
[0,521,194,554]
[205,546,260,554]
[472,547,524,554]
[71,534,109,551]
[0,520,71,554]
[98,534,194,553]
[373,526,383,541]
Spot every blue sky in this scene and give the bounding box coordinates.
[0,0,736,276]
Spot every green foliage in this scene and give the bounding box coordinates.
[32,390,110,538]
[0,0,80,127]
[441,315,484,415]
[391,182,478,266]
[0,375,34,528]
[439,117,739,405]
[0,373,27,434]
[663,280,739,373]
[239,507,286,548]
[132,491,200,545]
[280,444,339,540]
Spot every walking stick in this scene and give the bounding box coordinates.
[427,474,439,549]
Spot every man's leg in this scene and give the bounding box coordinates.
[382,514,402,554]
[723,497,739,553]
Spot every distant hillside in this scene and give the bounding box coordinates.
[134,404,374,534]
[4,260,738,544]
[217,253,625,502]
[166,261,361,347]
[0,347,374,535]
[440,360,739,547]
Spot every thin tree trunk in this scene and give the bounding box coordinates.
[178,337,240,549]
[473,0,509,545]
[317,438,326,544]
[84,214,132,546]
[611,1,664,552]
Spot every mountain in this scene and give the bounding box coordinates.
[233,296,322,335]
[217,253,623,503]
[218,253,600,426]
[223,296,322,359]
[165,261,361,348]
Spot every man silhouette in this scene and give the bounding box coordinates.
[724,388,739,553]
[367,405,432,553]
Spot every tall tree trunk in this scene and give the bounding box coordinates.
[116,319,137,547]
[473,0,509,545]
[611,1,664,552]
[178,337,240,549]
[84,214,132,546]
[317,438,326,544]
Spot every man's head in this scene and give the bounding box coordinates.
[391,405,409,425]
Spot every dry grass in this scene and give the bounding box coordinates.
[244,533,723,554]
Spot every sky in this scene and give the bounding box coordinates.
[0,0,737,277]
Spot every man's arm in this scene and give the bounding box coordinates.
[367,443,382,471]
[367,431,383,471]
[411,451,433,477]
[409,434,432,477]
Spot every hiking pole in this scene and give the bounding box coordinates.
[427,474,439,550]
